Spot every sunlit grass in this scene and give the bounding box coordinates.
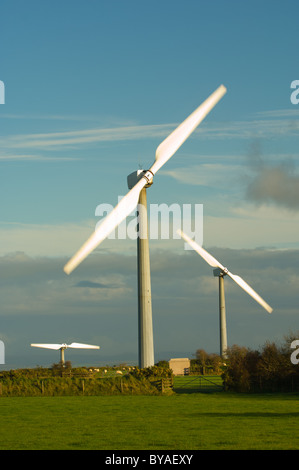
[0,393,298,450]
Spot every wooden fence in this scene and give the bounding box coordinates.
[152,378,173,392]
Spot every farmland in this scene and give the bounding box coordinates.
[0,381,298,450]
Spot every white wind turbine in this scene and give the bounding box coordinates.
[63,85,227,368]
[31,342,100,365]
[178,230,272,358]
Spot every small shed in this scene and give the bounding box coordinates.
[169,358,190,376]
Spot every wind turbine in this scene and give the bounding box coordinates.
[31,342,100,365]
[177,230,272,358]
[63,85,227,368]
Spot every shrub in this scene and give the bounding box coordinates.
[222,345,252,392]
[221,332,299,392]
[130,365,173,379]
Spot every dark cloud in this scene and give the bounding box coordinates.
[245,142,299,210]
[247,164,299,210]
[0,247,298,368]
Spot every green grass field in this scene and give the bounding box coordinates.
[0,389,299,449]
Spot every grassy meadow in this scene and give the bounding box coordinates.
[0,391,298,450]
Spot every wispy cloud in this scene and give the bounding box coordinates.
[4,120,299,150]
[1,111,299,161]
[0,113,139,125]
[255,109,299,118]
[0,152,77,161]
[0,124,173,150]
[74,280,118,289]
[161,162,242,187]
[196,119,299,140]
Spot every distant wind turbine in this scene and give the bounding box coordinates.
[178,230,273,358]
[31,342,100,365]
[63,85,227,368]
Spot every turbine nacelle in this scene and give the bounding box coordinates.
[213,267,229,277]
[127,169,154,189]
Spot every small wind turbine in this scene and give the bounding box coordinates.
[63,85,227,368]
[31,342,100,365]
[178,230,272,358]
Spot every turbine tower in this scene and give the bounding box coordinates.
[31,342,100,365]
[63,85,227,368]
[127,171,154,367]
[178,230,272,358]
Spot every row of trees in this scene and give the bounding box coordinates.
[222,334,299,392]
[193,332,299,392]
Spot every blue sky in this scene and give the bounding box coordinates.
[1,0,299,368]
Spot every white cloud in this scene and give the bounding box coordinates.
[0,220,96,257]
[161,162,243,187]
[203,206,299,250]
[1,194,299,265]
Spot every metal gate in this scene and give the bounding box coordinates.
[173,375,223,393]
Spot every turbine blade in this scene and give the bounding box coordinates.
[227,272,273,314]
[151,85,227,174]
[68,342,100,349]
[31,343,63,350]
[64,86,226,275]
[64,177,146,274]
[177,229,225,270]
[178,230,273,314]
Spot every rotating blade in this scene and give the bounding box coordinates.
[64,177,147,274]
[177,229,225,270]
[31,343,64,350]
[226,272,273,314]
[68,342,100,349]
[178,230,273,314]
[64,86,226,275]
[150,85,227,175]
